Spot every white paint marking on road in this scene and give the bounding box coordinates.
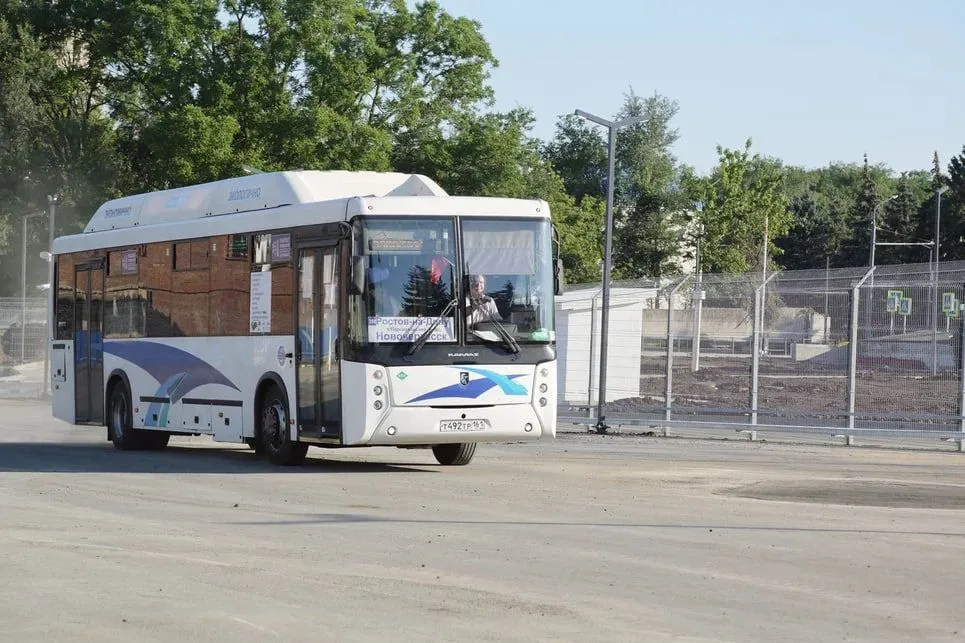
[231,617,280,637]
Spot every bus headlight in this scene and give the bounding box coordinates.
[373,385,383,396]
[374,400,383,410]
[539,397,547,407]
[539,383,548,393]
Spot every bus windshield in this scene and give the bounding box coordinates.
[359,217,458,344]
[355,216,554,346]
[462,218,554,344]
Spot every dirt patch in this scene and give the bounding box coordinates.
[727,480,965,509]
[630,357,961,418]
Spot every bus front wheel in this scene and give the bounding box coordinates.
[432,443,476,466]
[258,384,308,466]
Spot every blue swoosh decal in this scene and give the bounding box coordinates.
[103,340,239,405]
[406,367,528,403]
[459,367,528,396]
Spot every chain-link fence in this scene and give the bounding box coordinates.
[557,261,965,442]
[0,297,48,397]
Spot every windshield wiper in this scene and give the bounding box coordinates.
[407,298,458,356]
[470,303,520,354]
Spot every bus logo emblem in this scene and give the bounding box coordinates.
[459,372,470,386]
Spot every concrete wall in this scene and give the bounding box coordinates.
[642,307,829,343]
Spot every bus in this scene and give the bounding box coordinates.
[48,170,561,466]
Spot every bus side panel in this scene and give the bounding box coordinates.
[51,340,75,424]
[245,336,296,443]
[98,337,295,442]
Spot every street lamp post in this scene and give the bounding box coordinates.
[574,108,645,434]
[42,194,58,394]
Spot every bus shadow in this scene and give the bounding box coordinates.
[0,442,436,474]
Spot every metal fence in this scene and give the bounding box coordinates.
[9,261,965,444]
[0,297,48,396]
[556,260,965,443]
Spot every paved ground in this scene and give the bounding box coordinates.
[1,399,963,642]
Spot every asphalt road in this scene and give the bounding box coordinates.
[1,399,964,642]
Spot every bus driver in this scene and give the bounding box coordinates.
[466,274,501,328]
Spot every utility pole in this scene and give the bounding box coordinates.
[42,194,58,394]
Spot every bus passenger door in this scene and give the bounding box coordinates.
[295,244,342,440]
[74,262,105,424]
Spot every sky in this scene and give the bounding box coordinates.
[428,0,962,176]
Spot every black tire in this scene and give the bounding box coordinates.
[258,384,308,466]
[432,443,476,466]
[245,437,267,454]
[108,383,171,451]
[108,384,143,450]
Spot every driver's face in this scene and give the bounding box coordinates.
[471,277,486,295]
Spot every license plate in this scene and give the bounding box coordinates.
[439,419,490,432]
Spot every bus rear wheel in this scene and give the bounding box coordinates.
[108,383,169,451]
[258,384,308,466]
[432,443,476,466]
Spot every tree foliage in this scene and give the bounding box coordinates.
[692,139,791,275]
[0,0,963,298]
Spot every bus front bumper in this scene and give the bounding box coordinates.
[361,403,553,446]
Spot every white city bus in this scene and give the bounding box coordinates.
[48,170,561,466]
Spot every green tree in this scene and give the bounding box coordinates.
[0,11,122,295]
[937,148,965,263]
[610,90,688,281]
[693,139,791,275]
[841,154,887,267]
[541,113,607,205]
[775,192,849,271]
[879,172,922,264]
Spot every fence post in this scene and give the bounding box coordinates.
[663,277,689,422]
[664,289,674,422]
[588,294,598,418]
[847,267,875,430]
[750,286,761,425]
[847,286,860,430]
[959,302,965,433]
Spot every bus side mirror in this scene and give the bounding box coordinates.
[553,259,564,296]
[350,256,366,295]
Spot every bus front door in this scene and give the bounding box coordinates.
[74,262,105,424]
[295,245,342,440]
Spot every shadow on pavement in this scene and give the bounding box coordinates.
[0,441,436,474]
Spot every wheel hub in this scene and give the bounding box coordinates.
[263,402,286,449]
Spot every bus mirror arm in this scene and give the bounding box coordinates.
[554,258,564,297]
[350,256,366,295]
